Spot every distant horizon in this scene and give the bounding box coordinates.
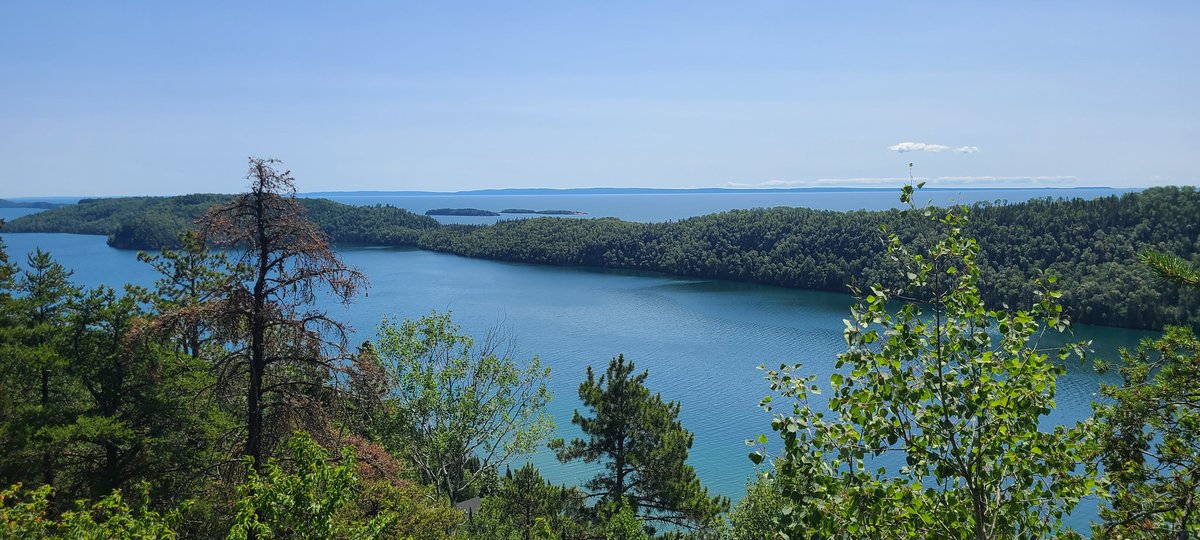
[1,184,1159,203]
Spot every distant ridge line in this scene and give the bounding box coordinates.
[301,186,1118,197]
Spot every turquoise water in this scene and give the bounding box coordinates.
[0,230,1156,532]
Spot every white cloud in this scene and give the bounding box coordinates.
[725,175,1080,188]
[888,142,981,154]
[889,142,950,153]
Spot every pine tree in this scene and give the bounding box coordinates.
[552,354,728,532]
[1091,251,1200,538]
[13,250,79,491]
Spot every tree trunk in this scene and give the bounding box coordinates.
[246,189,270,474]
[971,486,988,540]
[41,367,53,488]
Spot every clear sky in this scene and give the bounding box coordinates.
[1,1,1197,196]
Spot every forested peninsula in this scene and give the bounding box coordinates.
[4,187,1198,330]
[425,208,501,216]
[0,198,68,209]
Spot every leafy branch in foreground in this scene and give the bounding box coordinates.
[1091,327,1200,539]
[1090,250,1200,539]
[1140,250,1200,288]
[755,184,1092,540]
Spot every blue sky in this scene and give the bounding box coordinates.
[1,1,1197,196]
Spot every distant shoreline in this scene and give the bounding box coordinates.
[0,186,1130,201]
[301,186,1121,197]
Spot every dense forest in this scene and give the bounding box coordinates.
[8,187,1196,330]
[2,194,440,249]
[425,208,502,216]
[1,161,1197,539]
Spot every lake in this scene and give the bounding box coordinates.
[0,188,1154,532]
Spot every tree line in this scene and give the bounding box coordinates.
[5,187,1198,331]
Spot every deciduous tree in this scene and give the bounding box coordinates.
[372,312,553,502]
[755,183,1091,539]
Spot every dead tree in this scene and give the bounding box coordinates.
[198,157,367,473]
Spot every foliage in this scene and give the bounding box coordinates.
[2,193,438,250]
[0,482,181,539]
[1087,245,1200,538]
[0,248,222,507]
[728,476,784,540]
[55,285,221,502]
[455,463,594,540]
[372,312,553,502]
[552,354,729,533]
[136,230,242,358]
[1090,326,1200,539]
[229,433,410,540]
[1140,249,1200,288]
[351,479,461,540]
[603,505,650,540]
[755,188,1092,539]
[2,249,79,491]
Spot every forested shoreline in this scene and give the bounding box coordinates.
[3,187,1198,330]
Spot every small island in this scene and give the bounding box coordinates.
[424,208,500,216]
[500,208,587,215]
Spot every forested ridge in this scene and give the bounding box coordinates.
[4,187,1199,330]
[415,186,1200,330]
[1,194,440,249]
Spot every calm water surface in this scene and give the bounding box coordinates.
[1,229,1154,532]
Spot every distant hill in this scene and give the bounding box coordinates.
[425,208,500,216]
[0,198,69,209]
[302,186,1120,197]
[1,194,438,250]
